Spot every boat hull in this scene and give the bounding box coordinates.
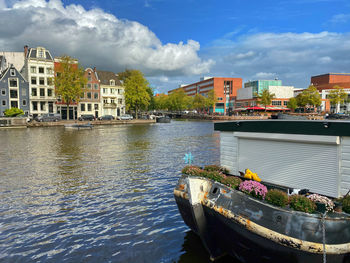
[174,175,350,263]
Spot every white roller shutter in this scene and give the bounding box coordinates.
[235,133,340,198]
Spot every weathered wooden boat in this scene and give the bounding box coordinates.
[174,120,350,263]
[64,123,93,130]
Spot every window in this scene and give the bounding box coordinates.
[10,90,18,98]
[118,99,122,104]
[32,88,37,96]
[37,48,44,58]
[2,100,6,106]
[110,80,115,86]
[1,89,5,96]
[56,72,61,77]
[87,92,91,99]
[32,101,38,111]
[272,101,282,106]
[94,93,98,99]
[40,101,45,111]
[11,101,18,108]
[87,83,91,89]
[47,89,52,97]
[47,68,53,75]
[103,99,108,104]
[81,104,85,111]
[111,99,115,104]
[10,69,16,76]
[88,77,92,81]
[118,89,123,94]
[217,97,223,101]
[103,88,107,94]
[40,88,45,97]
[22,100,27,106]
[94,84,98,89]
[94,104,98,110]
[30,67,36,73]
[31,77,37,85]
[9,79,17,87]
[39,78,45,85]
[110,88,114,94]
[284,101,288,106]
[88,104,92,111]
[38,67,44,74]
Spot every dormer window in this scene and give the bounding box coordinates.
[37,48,45,58]
[110,80,115,86]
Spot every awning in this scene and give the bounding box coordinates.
[246,106,265,110]
[266,107,290,111]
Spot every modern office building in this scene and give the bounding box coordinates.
[168,77,242,114]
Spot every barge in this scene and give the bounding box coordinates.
[174,120,350,263]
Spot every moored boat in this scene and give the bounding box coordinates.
[156,115,171,123]
[64,123,93,130]
[174,120,350,263]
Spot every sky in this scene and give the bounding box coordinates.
[0,0,350,93]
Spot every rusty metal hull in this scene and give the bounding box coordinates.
[174,175,350,263]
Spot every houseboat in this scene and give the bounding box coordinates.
[174,120,350,263]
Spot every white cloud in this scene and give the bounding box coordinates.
[0,0,213,77]
[206,31,350,89]
[329,13,350,24]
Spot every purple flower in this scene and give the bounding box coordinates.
[239,180,268,199]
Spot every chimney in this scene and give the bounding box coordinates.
[24,45,28,57]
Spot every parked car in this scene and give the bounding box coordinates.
[98,115,114,120]
[78,114,95,121]
[117,114,133,120]
[35,113,61,122]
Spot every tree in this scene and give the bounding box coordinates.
[54,56,87,120]
[4,107,24,117]
[255,89,275,111]
[154,93,169,110]
[167,88,191,111]
[287,97,298,112]
[147,87,156,111]
[123,70,150,119]
[296,85,321,112]
[192,93,206,112]
[204,89,217,114]
[328,85,347,113]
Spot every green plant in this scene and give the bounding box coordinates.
[4,107,24,117]
[289,195,316,213]
[203,170,225,182]
[221,176,242,189]
[181,165,204,176]
[341,195,350,214]
[204,165,229,174]
[265,189,289,207]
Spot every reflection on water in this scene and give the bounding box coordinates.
[0,121,227,263]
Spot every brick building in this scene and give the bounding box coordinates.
[168,77,242,114]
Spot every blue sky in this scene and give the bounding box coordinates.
[1,0,350,93]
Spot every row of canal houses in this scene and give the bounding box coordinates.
[0,45,125,119]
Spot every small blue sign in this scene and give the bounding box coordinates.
[183,152,193,165]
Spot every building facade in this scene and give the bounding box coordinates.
[236,79,294,111]
[168,77,242,114]
[96,71,125,117]
[0,64,29,116]
[79,67,101,118]
[24,46,55,118]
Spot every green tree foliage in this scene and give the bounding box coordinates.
[296,85,321,112]
[4,107,24,117]
[328,85,347,113]
[204,89,217,113]
[147,87,156,110]
[192,93,206,112]
[287,97,298,112]
[255,89,275,111]
[54,55,87,120]
[154,93,168,110]
[167,88,192,111]
[123,70,150,119]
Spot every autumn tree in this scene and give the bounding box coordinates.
[192,93,206,112]
[167,88,192,111]
[123,70,150,119]
[287,97,298,112]
[204,89,217,114]
[328,85,348,113]
[154,93,169,110]
[255,89,275,111]
[296,85,321,112]
[54,55,87,120]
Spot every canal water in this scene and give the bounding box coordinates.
[0,121,239,263]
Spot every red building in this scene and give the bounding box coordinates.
[80,67,101,118]
[311,73,350,90]
[168,77,242,114]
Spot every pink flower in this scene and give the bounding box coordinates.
[239,180,268,199]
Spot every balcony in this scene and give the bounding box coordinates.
[103,103,117,109]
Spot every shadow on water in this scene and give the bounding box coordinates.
[177,231,240,263]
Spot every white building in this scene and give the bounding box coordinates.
[23,46,55,117]
[96,70,125,117]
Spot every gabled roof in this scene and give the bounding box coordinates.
[27,47,53,61]
[96,70,122,86]
[0,64,28,82]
